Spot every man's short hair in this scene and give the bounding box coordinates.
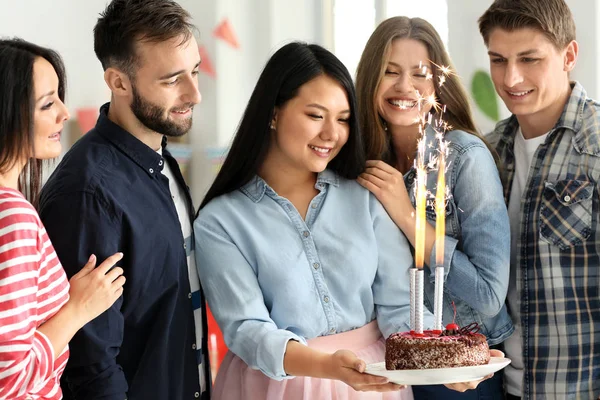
[478,0,576,49]
[94,0,197,76]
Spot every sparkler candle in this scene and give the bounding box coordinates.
[415,269,424,334]
[433,153,446,331]
[410,268,417,332]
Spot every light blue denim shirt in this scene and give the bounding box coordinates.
[195,170,434,380]
[405,125,513,345]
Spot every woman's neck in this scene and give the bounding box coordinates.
[258,157,317,198]
[0,159,25,191]
[389,124,420,174]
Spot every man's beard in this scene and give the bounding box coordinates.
[130,84,194,137]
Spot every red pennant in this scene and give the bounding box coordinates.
[198,45,216,78]
[213,18,240,49]
[76,108,98,134]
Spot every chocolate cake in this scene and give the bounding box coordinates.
[385,323,490,370]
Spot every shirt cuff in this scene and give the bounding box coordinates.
[32,330,56,387]
[427,235,459,282]
[256,330,307,380]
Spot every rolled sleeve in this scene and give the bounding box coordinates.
[369,195,435,338]
[39,192,127,399]
[194,218,305,380]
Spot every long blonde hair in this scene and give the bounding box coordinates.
[356,16,487,161]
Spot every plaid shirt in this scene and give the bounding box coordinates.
[488,82,600,399]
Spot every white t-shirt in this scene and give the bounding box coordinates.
[159,149,206,393]
[505,127,549,396]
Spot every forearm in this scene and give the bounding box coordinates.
[393,209,436,268]
[38,302,86,360]
[283,340,331,379]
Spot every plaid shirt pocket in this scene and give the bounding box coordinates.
[539,179,594,250]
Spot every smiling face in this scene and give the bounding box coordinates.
[376,38,436,130]
[487,27,576,125]
[31,57,70,160]
[266,74,351,175]
[129,34,201,137]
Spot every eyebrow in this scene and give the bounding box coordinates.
[158,61,201,80]
[488,49,539,58]
[37,90,55,102]
[388,61,431,70]
[307,103,350,114]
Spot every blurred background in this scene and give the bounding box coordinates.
[2,0,597,204]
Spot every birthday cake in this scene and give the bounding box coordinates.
[385,323,490,370]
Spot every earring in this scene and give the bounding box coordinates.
[270,123,275,130]
[382,120,388,132]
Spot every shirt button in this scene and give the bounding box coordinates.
[184,243,187,249]
[303,231,310,238]
[188,293,192,299]
[313,263,320,270]
[330,327,335,333]
[324,296,330,303]
[311,203,317,209]
[192,343,196,350]
[159,159,164,166]
[149,168,154,174]
[564,195,571,202]
[194,392,200,398]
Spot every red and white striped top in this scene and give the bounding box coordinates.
[0,188,70,400]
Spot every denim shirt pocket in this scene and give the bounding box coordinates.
[425,198,458,237]
[539,179,594,250]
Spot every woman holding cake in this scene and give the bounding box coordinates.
[194,42,427,399]
[355,17,511,399]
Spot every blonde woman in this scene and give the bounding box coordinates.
[355,17,510,399]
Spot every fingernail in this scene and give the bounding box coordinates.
[117,252,124,258]
[88,254,95,263]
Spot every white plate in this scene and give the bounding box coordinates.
[365,357,511,385]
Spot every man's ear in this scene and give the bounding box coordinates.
[564,40,578,72]
[104,67,133,98]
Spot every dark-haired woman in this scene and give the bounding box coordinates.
[0,38,125,399]
[194,41,423,400]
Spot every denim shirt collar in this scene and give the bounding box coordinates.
[241,169,339,203]
[498,81,600,156]
[95,102,167,177]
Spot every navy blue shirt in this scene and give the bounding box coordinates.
[39,103,210,400]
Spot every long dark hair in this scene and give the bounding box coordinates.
[199,42,365,210]
[0,38,66,207]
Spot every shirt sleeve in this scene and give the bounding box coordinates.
[39,192,128,400]
[0,203,67,399]
[194,218,306,380]
[369,195,435,338]
[427,144,510,317]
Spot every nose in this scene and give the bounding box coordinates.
[182,75,202,105]
[393,72,413,93]
[57,99,70,122]
[504,62,524,88]
[320,117,340,142]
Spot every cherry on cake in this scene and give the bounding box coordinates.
[385,323,490,370]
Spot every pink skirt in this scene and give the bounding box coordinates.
[212,321,413,400]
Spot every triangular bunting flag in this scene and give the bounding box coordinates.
[198,45,216,78]
[213,18,240,49]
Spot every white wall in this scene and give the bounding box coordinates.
[1,0,322,205]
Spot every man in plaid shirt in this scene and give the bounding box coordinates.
[478,0,600,399]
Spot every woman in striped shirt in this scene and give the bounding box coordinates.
[0,38,126,399]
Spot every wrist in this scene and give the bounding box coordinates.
[60,299,89,329]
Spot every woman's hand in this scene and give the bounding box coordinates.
[66,253,126,326]
[443,349,505,392]
[326,350,405,392]
[357,160,413,229]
